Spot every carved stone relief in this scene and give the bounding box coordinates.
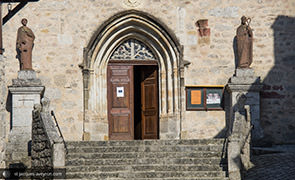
[110,39,156,60]
[123,0,141,7]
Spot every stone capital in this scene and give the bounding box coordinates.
[8,86,44,95]
[226,83,263,92]
[227,68,263,92]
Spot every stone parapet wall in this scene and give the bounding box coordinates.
[31,98,65,169]
[31,104,53,168]
[0,0,294,144]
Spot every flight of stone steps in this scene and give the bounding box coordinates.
[65,139,228,179]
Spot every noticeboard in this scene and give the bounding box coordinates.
[186,86,224,111]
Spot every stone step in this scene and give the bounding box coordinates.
[66,151,223,159]
[66,178,229,180]
[66,171,227,179]
[65,139,228,179]
[65,177,229,180]
[66,157,222,166]
[66,145,223,153]
[66,164,224,173]
[66,139,224,148]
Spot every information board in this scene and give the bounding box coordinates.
[186,86,224,111]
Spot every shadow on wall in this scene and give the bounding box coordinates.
[233,36,238,69]
[5,92,12,130]
[213,92,227,138]
[260,15,295,145]
[244,15,295,177]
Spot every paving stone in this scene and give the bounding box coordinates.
[245,153,295,180]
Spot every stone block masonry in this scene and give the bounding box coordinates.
[0,55,6,168]
[0,0,293,145]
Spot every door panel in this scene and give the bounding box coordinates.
[141,66,158,139]
[112,115,129,133]
[107,65,134,140]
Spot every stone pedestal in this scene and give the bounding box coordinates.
[226,68,263,180]
[6,70,44,167]
[227,68,264,141]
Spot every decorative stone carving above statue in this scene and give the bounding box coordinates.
[196,19,210,45]
[16,18,35,71]
[236,16,253,68]
[196,19,210,37]
[123,0,141,7]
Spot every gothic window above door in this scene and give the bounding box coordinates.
[110,39,156,60]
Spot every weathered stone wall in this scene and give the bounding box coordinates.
[0,55,6,168]
[1,0,295,144]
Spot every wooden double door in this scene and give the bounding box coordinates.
[107,61,159,140]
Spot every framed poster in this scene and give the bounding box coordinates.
[186,88,204,110]
[186,86,224,111]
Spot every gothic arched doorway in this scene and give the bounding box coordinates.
[107,39,159,140]
[81,10,183,140]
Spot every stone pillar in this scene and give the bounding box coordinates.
[226,68,263,180]
[6,70,44,167]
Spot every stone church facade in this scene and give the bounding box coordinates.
[0,0,295,170]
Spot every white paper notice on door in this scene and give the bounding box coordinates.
[116,87,124,97]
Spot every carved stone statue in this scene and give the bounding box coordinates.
[16,18,35,70]
[236,16,253,68]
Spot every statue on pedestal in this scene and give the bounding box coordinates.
[16,18,35,70]
[236,16,253,68]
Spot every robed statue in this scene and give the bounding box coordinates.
[16,18,35,70]
[236,16,253,68]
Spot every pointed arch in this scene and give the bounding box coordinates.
[81,10,184,140]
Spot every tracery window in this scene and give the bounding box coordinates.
[110,39,156,60]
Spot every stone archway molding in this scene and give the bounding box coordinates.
[80,10,184,140]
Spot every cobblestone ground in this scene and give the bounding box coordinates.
[245,153,295,180]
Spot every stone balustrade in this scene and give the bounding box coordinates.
[31,97,65,169]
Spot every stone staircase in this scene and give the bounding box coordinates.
[65,139,228,179]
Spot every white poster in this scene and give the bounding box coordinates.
[116,87,124,97]
[206,93,221,104]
